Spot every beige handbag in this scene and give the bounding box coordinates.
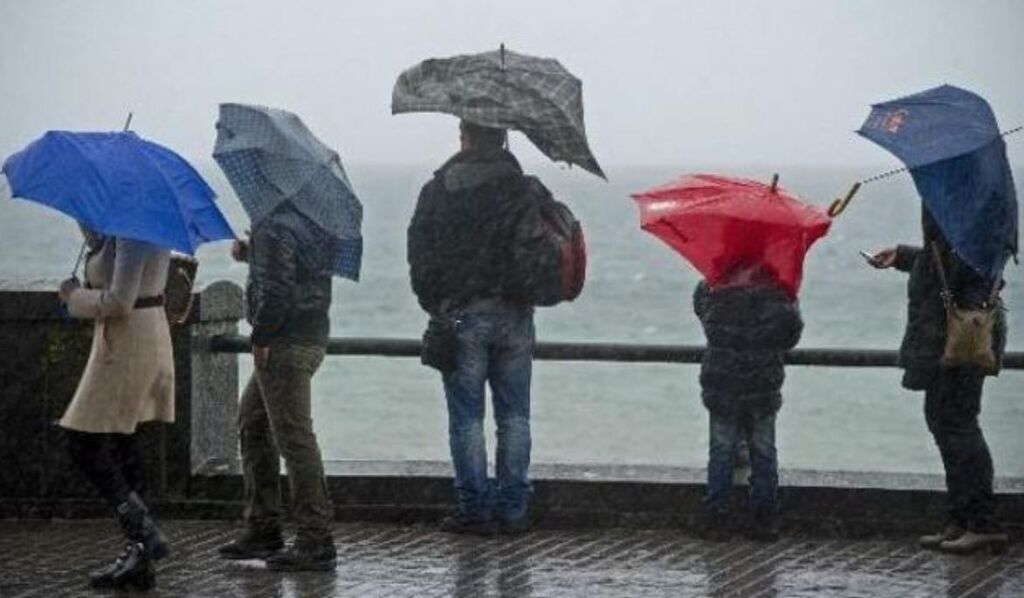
[931,243,1001,374]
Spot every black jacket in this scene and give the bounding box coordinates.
[247,215,332,347]
[407,149,535,314]
[895,209,1006,389]
[693,282,804,415]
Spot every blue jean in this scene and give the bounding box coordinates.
[442,309,535,523]
[705,408,778,513]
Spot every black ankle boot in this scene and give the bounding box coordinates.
[117,492,170,560]
[113,542,156,591]
[89,542,155,591]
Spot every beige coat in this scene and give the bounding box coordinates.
[59,238,174,433]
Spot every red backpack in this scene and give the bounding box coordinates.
[507,177,586,307]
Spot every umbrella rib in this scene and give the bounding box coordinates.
[131,140,199,254]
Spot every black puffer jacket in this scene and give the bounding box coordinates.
[693,282,804,415]
[895,209,1007,389]
[247,213,332,347]
[407,149,535,314]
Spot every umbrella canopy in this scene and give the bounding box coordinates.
[858,84,1017,278]
[858,84,1003,168]
[632,174,832,298]
[213,103,363,281]
[392,46,605,179]
[2,131,235,255]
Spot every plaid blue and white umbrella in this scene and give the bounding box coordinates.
[392,46,605,179]
[213,103,363,280]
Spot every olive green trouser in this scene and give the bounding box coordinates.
[239,340,331,540]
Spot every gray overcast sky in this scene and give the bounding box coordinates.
[1,0,1022,170]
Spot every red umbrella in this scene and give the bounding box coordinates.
[631,173,831,298]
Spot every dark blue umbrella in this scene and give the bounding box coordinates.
[858,85,1018,278]
[2,131,235,255]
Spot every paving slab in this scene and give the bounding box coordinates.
[0,520,1022,597]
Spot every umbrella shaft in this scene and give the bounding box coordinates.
[70,241,88,279]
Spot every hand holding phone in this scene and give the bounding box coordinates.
[862,248,898,269]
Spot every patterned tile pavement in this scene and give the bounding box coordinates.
[1,520,1022,597]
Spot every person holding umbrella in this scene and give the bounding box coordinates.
[633,174,831,541]
[395,47,602,535]
[2,129,236,591]
[212,104,362,571]
[859,85,1016,555]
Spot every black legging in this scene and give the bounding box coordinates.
[65,430,145,508]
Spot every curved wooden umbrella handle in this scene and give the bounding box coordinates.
[828,182,862,218]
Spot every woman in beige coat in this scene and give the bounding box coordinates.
[58,232,174,592]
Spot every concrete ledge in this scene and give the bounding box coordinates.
[4,463,1022,540]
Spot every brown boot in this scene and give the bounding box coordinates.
[939,530,1009,555]
[919,522,965,549]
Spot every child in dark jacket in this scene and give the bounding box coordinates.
[693,265,803,541]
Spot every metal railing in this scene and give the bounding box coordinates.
[209,335,1024,369]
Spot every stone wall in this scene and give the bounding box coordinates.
[0,281,244,502]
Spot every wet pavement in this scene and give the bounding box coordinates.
[1,520,1022,597]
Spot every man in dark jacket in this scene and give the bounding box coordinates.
[218,205,336,570]
[871,208,1008,555]
[408,120,538,535]
[693,266,803,541]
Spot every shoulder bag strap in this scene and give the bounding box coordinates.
[930,242,955,313]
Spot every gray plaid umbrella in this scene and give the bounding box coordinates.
[392,46,605,179]
[213,103,363,280]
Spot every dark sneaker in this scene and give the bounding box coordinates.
[439,515,498,537]
[744,508,780,542]
[919,522,965,549]
[696,511,731,542]
[218,526,285,560]
[498,518,531,535]
[265,538,338,572]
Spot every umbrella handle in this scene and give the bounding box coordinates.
[70,240,88,279]
[828,182,862,218]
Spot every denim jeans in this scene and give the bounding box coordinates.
[705,407,778,514]
[924,368,996,531]
[238,340,332,541]
[442,309,535,523]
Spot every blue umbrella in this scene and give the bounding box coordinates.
[858,85,1018,278]
[213,103,363,281]
[2,131,235,255]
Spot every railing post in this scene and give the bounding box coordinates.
[157,281,245,496]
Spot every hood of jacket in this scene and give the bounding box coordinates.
[693,281,804,351]
[437,148,522,193]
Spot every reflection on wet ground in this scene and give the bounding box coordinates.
[1,520,1021,597]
